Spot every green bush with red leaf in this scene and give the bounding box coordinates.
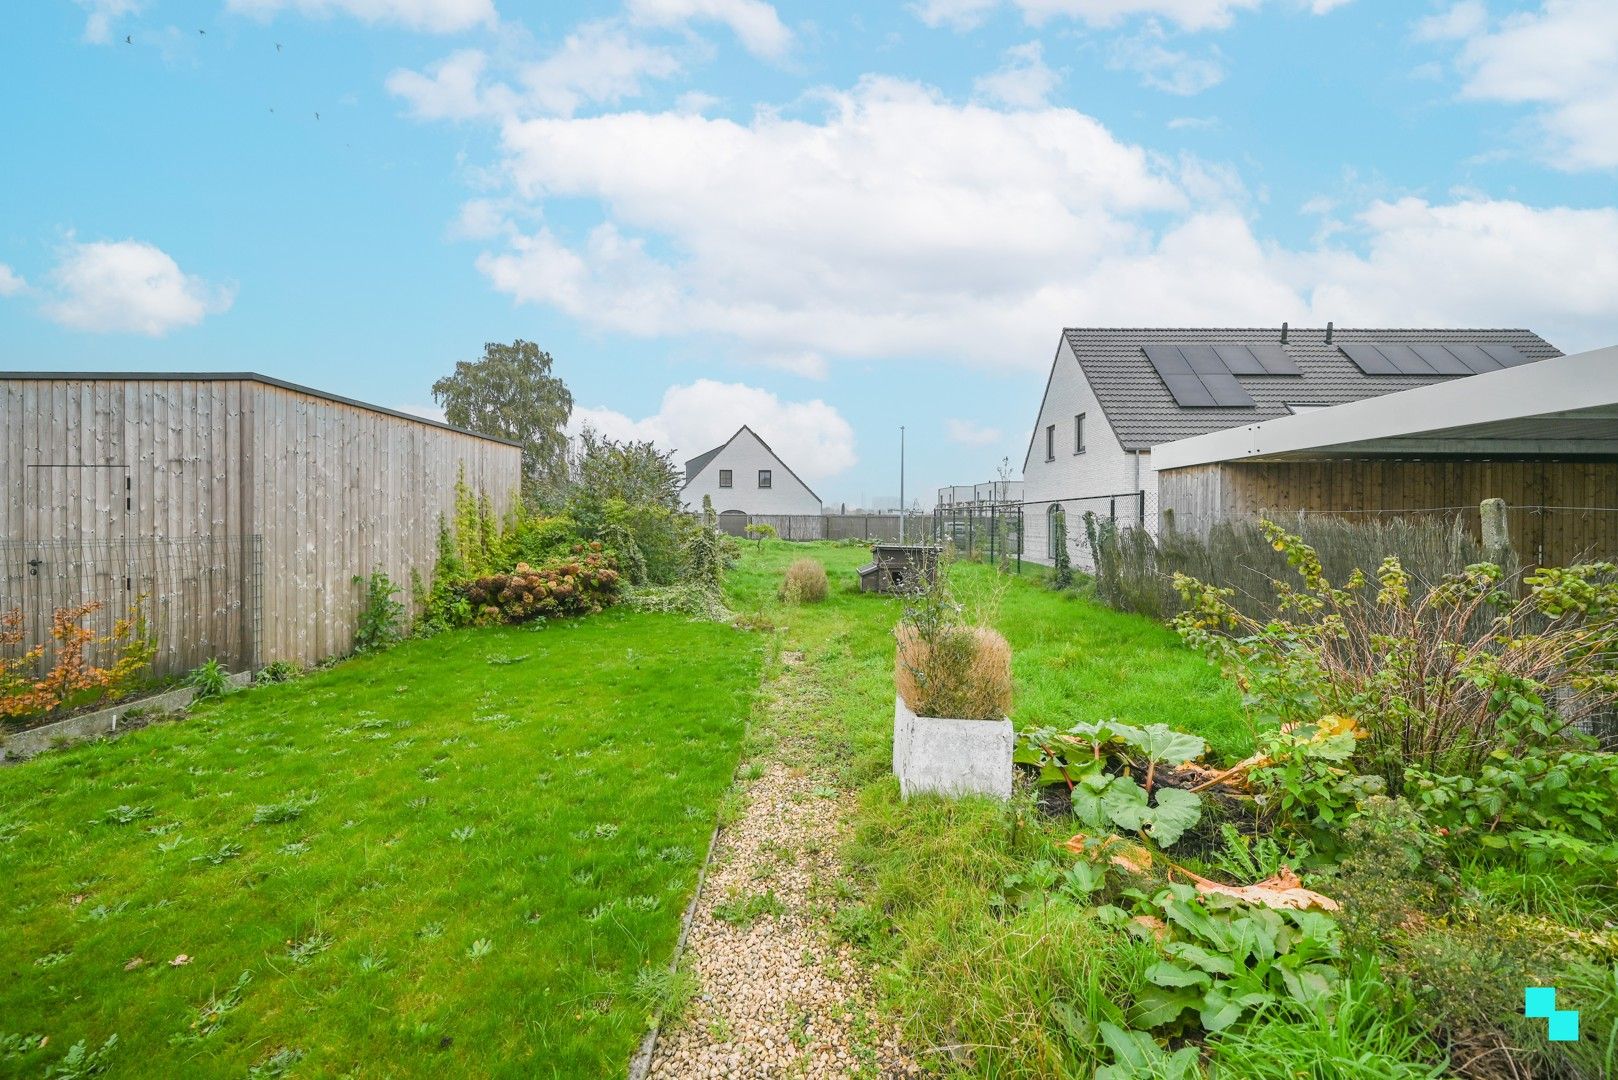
[461,543,621,624]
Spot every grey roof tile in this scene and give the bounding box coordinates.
[1063,327,1563,451]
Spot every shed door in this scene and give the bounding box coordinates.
[14,464,133,672]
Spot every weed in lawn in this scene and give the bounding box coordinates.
[286,931,332,963]
[465,938,494,960]
[356,948,390,973]
[711,889,785,927]
[45,1034,118,1079]
[99,805,154,826]
[172,971,252,1044]
[189,841,243,866]
[34,950,70,968]
[248,1046,306,1078]
[631,963,700,1026]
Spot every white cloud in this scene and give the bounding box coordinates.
[388,24,682,121]
[571,379,856,480]
[41,239,234,336]
[471,76,1185,368]
[408,70,1617,367]
[626,0,792,59]
[1109,21,1225,95]
[757,352,829,379]
[1427,0,1618,170]
[1414,0,1486,41]
[226,0,496,33]
[1167,115,1220,130]
[945,418,1003,446]
[917,0,1348,32]
[0,263,26,297]
[974,41,1060,108]
[911,0,1001,30]
[1293,196,1618,347]
[75,0,143,44]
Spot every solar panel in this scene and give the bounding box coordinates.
[1181,345,1256,406]
[1143,345,1217,407]
[1143,345,1254,407]
[1441,343,1502,373]
[1340,342,1402,375]
[1212,344,1265,374]
[1406,344,1469,375]
[1481,343,1533,368]
[1246,344,1302,376]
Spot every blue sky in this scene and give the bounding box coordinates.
[3,0,1616,507]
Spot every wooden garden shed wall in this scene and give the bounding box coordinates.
[1157,458,1618,567]
[2,374,521,670]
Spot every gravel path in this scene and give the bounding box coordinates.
[647,762,919,1079]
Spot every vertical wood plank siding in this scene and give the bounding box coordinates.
[2,377,521,669]
[1158,459,1618,566]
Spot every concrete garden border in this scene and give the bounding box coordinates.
[893,694,1013,800]
[0,672,252,764]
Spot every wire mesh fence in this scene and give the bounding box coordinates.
[930,503,1024,568]
[1020,491,1148,571]
[0,535,262,678]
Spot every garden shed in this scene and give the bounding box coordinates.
[1150,344,1618,566]
[2,372,521,674]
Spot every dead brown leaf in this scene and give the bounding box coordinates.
[1174,865,1340,912]
[123,956,145,972]
[169,953,192,967]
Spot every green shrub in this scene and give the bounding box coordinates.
[352,568,406,653]
[461,547,620,623]
[187,659,230,700]
[1174,523,1618,795]
[779,558,828,604]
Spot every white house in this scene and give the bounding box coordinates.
[1020,327,1562,567]
[680,425,822,522]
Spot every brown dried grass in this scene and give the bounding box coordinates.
[780,558,830,604]
[895,623,1012,721]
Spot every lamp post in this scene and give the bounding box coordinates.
[899,425,906,544]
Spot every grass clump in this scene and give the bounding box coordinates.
[894,624,1011,720]
[779,558,829,605]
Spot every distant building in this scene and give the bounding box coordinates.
[936,481,1023,510]
[679,426,822,523]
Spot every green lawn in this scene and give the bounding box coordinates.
[723,541,1249,774]
[0,611,760,1079]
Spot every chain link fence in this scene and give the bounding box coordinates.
[0,535,263,678]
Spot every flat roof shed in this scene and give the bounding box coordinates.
[1151,345,1618,565]
[2,372,522,672]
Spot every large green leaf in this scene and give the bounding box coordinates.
[1145,961,1211,989]
[1101,777,1151,830]
[1124,723,1206,766]
[1163,941,1236,977]
[1131,987,1200,1030]
[1145,787,1202,847]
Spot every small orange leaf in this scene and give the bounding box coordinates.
[1175,865,1340,912]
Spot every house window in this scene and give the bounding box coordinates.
[1045,424,1055,461]
[719,469,733,488]
[758,469,772,489]
[1074,413,1086,454]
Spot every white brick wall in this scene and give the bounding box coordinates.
[1021,337,1157,568]
[679,427,822,516]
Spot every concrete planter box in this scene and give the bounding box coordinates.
[0,672,251,764]
[893,694,1013,800]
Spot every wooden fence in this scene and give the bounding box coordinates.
[0,535,262,677]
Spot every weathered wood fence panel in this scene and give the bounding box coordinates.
[1157,459,1618,567]
[2,375,523,670]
